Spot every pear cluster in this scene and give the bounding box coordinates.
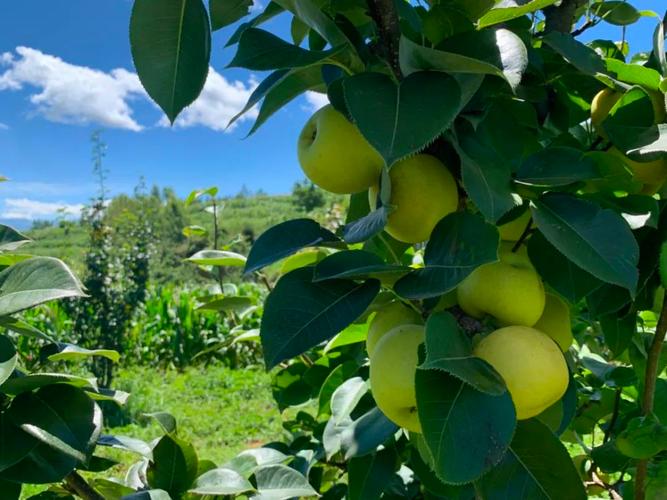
[297,105,459,243]
[296,105,573,430]
[367,217,572,430]
[590,87,667,194]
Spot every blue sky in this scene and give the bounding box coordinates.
[0,0,660,224]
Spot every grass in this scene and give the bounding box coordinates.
[21,364,285,498]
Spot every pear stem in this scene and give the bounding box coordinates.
[635,295,667,500]
[511,217,533,253]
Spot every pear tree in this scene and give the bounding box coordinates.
[128,0,667,498]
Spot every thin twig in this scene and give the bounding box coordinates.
[511,217,533,253]
[366,0,402,79]
[64,471,104,500]
[604,387,622,443]
[635,295,667,500]
[571,18,600,37]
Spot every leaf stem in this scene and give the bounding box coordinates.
[511,217,533,253]
[635,295,667,500]
[64,471,104,500]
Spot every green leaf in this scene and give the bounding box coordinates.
[323,323,367,353]
[343,71,461,166]
[0,385,101,484]
[416,367,515,484]
[45,343,120,364]
[197,296,253,312]
[187,250,246,267]
[394,212,499,299]
[130,0,211,123]
[0,257,86,316]
[226,2,284,46]
[184,186,218,206]
[98,435,153,458]
[543,31,606,76]
[419,312,506,395]
[516,147,599,186]
[253,464,318,499]
[340,407,398,459]
[478,0,558,28]
[454,125,517,222]
[183,225,207,238]
[317,361,359,416]
[616,416,667,459]
[0,225,30,252]
[143,412,177,434]
[0,478,20,499]
[229,28,343,70]
[531,193,639,294]
[189,467,255,495]
[147,435,199,496]
[660,240,667,289]
[592,1,641,26]
[0,335,17,386]
[606,58,661,91]
[210,0,253,30]
[348,448,396,500]
[245,219,340,274]
[272,0,351,48]
[0,373,97,395]
[476,419,586,500]
[261,268,379,368]
[600,311,636,358]
[527,232,602,303]
[314,250,407,282]
[342,206,389,244]
[123,490,171,500]
[224,448,289,477]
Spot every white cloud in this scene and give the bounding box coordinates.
[0,47,261,134]
[304,91,329,112]
[1,198,84,220]
[0,47,146,131]
[162,68,258,131]
[0,181,96,197]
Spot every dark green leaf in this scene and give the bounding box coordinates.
[592,1,641,26]
[0,335,17,386]
[543,31,606,76]
[143,412,177,435]
[527,232,602,303]
[516,147,599,186]
[210,0,252,30]
[341,407,398,459]
[130,0,211,123]
[477,419,586,500]
[348,448,396,500]
[531,193,639,293]
[0,478,20,499]
[260,268,379,368]
[416,368,515,484]
[228,28,343,70]
[0,257,86,316]
[419,312,506,395]
[245,219,340,274]
[225,2,284,46]
[187,250,246,267]
[197,296,253,312]
[317,361,359,416]
[45,344,119,364]
[343,71,461,166]
[600,311,636,358]
[394,212,499,299]
[313,250,408,282]
[272,0,353,48]
[147,435,198,496]
[343,206,389,244]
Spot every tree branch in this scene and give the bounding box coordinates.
[366,0,402,79]
[543,0,586,34]
[635,295,667,500]
[64,471,104,500]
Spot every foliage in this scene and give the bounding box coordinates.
[292,179,327,212]
[127,0,667,499]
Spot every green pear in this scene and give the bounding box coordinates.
[457,243,545,326]
[533,293,573,351]
[297,104,383,194]
[498,209,531,242]
[369,324,425,433]
[366,301,422,357]
[473,326,569,419]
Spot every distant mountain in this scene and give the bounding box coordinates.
[0,219,31,231]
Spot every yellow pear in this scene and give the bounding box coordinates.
[498,209,531,241]
[369,324,425,433]
[457,243,545,326]
[533,293,573,351]
[297,104,383,194]
[369,154,459,243]
[608,147,667,194]
[591,88,621,139]
[366,301,423,357]
[473,326,569,419]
